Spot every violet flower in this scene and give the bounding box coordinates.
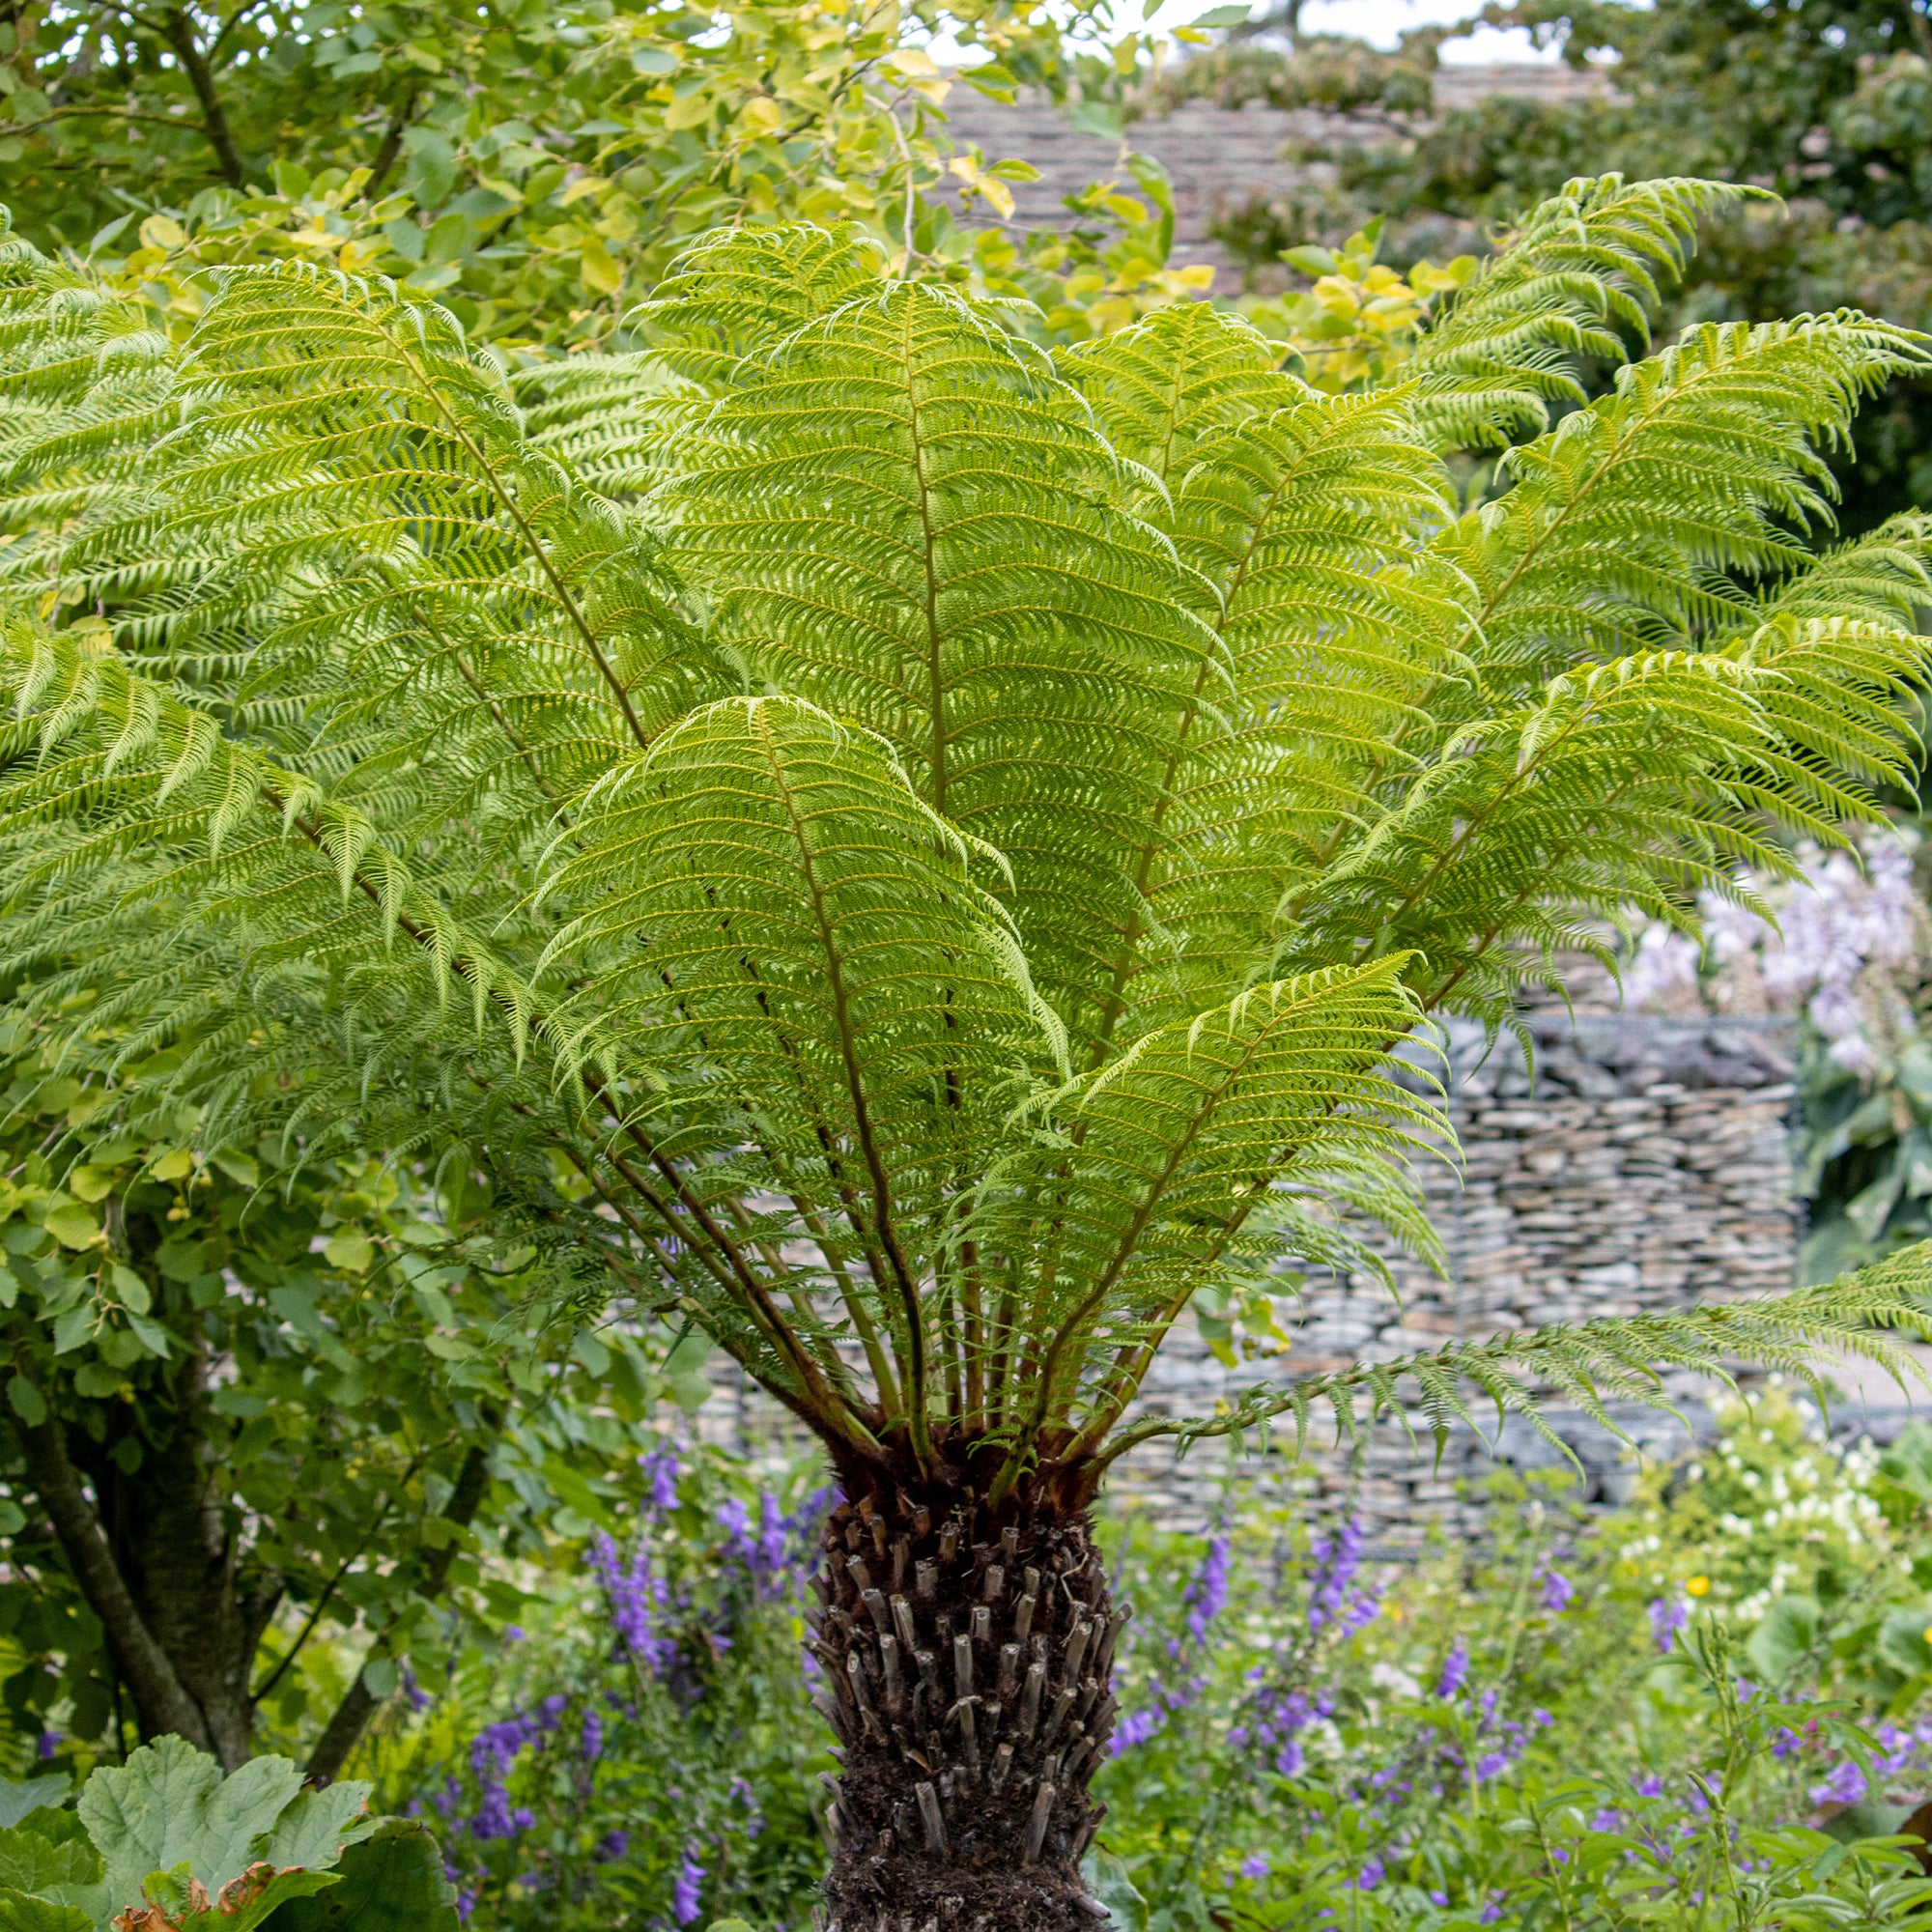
[1649,1598,1690,1653]
[1540,1568,1576,1614]
[1182,1533,1232,1648]
[1809,1761,1867,1807]
[642,1443,682,1513]
[591,1528,676,1673]
[672,1849,706,1926]
[1240,1853,1270,1881]
[1436,1639,1469,1698]
[581,1709,604,1760]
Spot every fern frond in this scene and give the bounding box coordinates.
[629,223,891,391]
[1433,313,1932,683]
[1101,1241,1932,1468]
[661,275,1220,1057]
[1411,174,1767,452]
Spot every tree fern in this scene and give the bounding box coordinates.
[0,187,1927,1926]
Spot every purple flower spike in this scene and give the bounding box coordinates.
[581,1709,604,1760]
[1183,1533,1232,1647]
[1540,1569,1575,1614]
[1649,1598,1690,1653]
[1435,1639,1469,1699]
[642,1443,682,1513]
[1240,1853,1270,1881]
[1357,1856,1384,1891]
[1308,1515,1369,1632]
[34,1732,57,1761]
[672,1849,706,1926]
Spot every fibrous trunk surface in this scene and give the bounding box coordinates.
[810,1488,1125,1932]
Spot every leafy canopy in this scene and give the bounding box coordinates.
[0,176,1928,1501]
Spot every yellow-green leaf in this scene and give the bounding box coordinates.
[43,1204,101,1248]
[324,1231,374,1273]
[580,234,622,296]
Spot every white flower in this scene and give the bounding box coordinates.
[1370,1662,1423,1701]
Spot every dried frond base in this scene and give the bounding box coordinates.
[813,1487,1123,1932]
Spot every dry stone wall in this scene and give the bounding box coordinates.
[1107,1014,1800,1543]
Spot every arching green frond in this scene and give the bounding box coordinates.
[1289,637,1931,1028]
[1410,174,1764,452]
[999,959,1437,1478]
[1732,510,1932,635]
[512,351,695,498]
[1029,384,1469,1048]
[1101,1240,1932,1470]
[661,276,1219,1052]
[629,222,890,390]
[1057,298,1290,497]
[1433,314,1932,684]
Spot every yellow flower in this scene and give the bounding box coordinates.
[1686,1576,1711,1597]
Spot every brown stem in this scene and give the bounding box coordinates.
[156,9,244,188]
[364,88,419,200]
[304,1435,494,1785]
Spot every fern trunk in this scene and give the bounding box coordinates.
[811,1470,1121,1931]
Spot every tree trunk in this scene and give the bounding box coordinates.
[811,1484,1124,1932]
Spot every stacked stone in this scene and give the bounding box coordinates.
[1106,1015,1799,1545]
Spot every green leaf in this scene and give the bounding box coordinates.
[253,1788,377,1874]
[1746,1595,1822,1681]
[1080,1849,1149,1932]
[40,1208,98,1251]
[259,1821,458,1932]
[1879,1424,1932,1501]
[77,1740,302,1908]
[1188,3,1251,22]
[1065,99,1123,140]
[0,1820,93,1892]
[5,1379,44,1429]
[1877,1605,1932,1677]
[0,1892,88,1932]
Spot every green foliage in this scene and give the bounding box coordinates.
[0,1017,692,1758]
[1079,1397,1932,1929]
[0,175,1924,1497]
[0,1739,453,1932]
[0,0,1101,347]
[364,1451,832,1928]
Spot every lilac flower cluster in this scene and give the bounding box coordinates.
[1307,1515,1382,1636]
[1234,1682,1337,1777]
[1649,1597,1690,1653]
[1804,1718,1932,1808]
[590,1529,678,1674]
[717,1481,836,1603]
[1115,1532,1236,1753]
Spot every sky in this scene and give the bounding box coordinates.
[1133,0,1557,62]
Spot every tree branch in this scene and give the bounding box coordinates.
[304,1434,495,1786]
[8,1387,215,1752]
[363,88,419,201]
[156,9,244,188]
